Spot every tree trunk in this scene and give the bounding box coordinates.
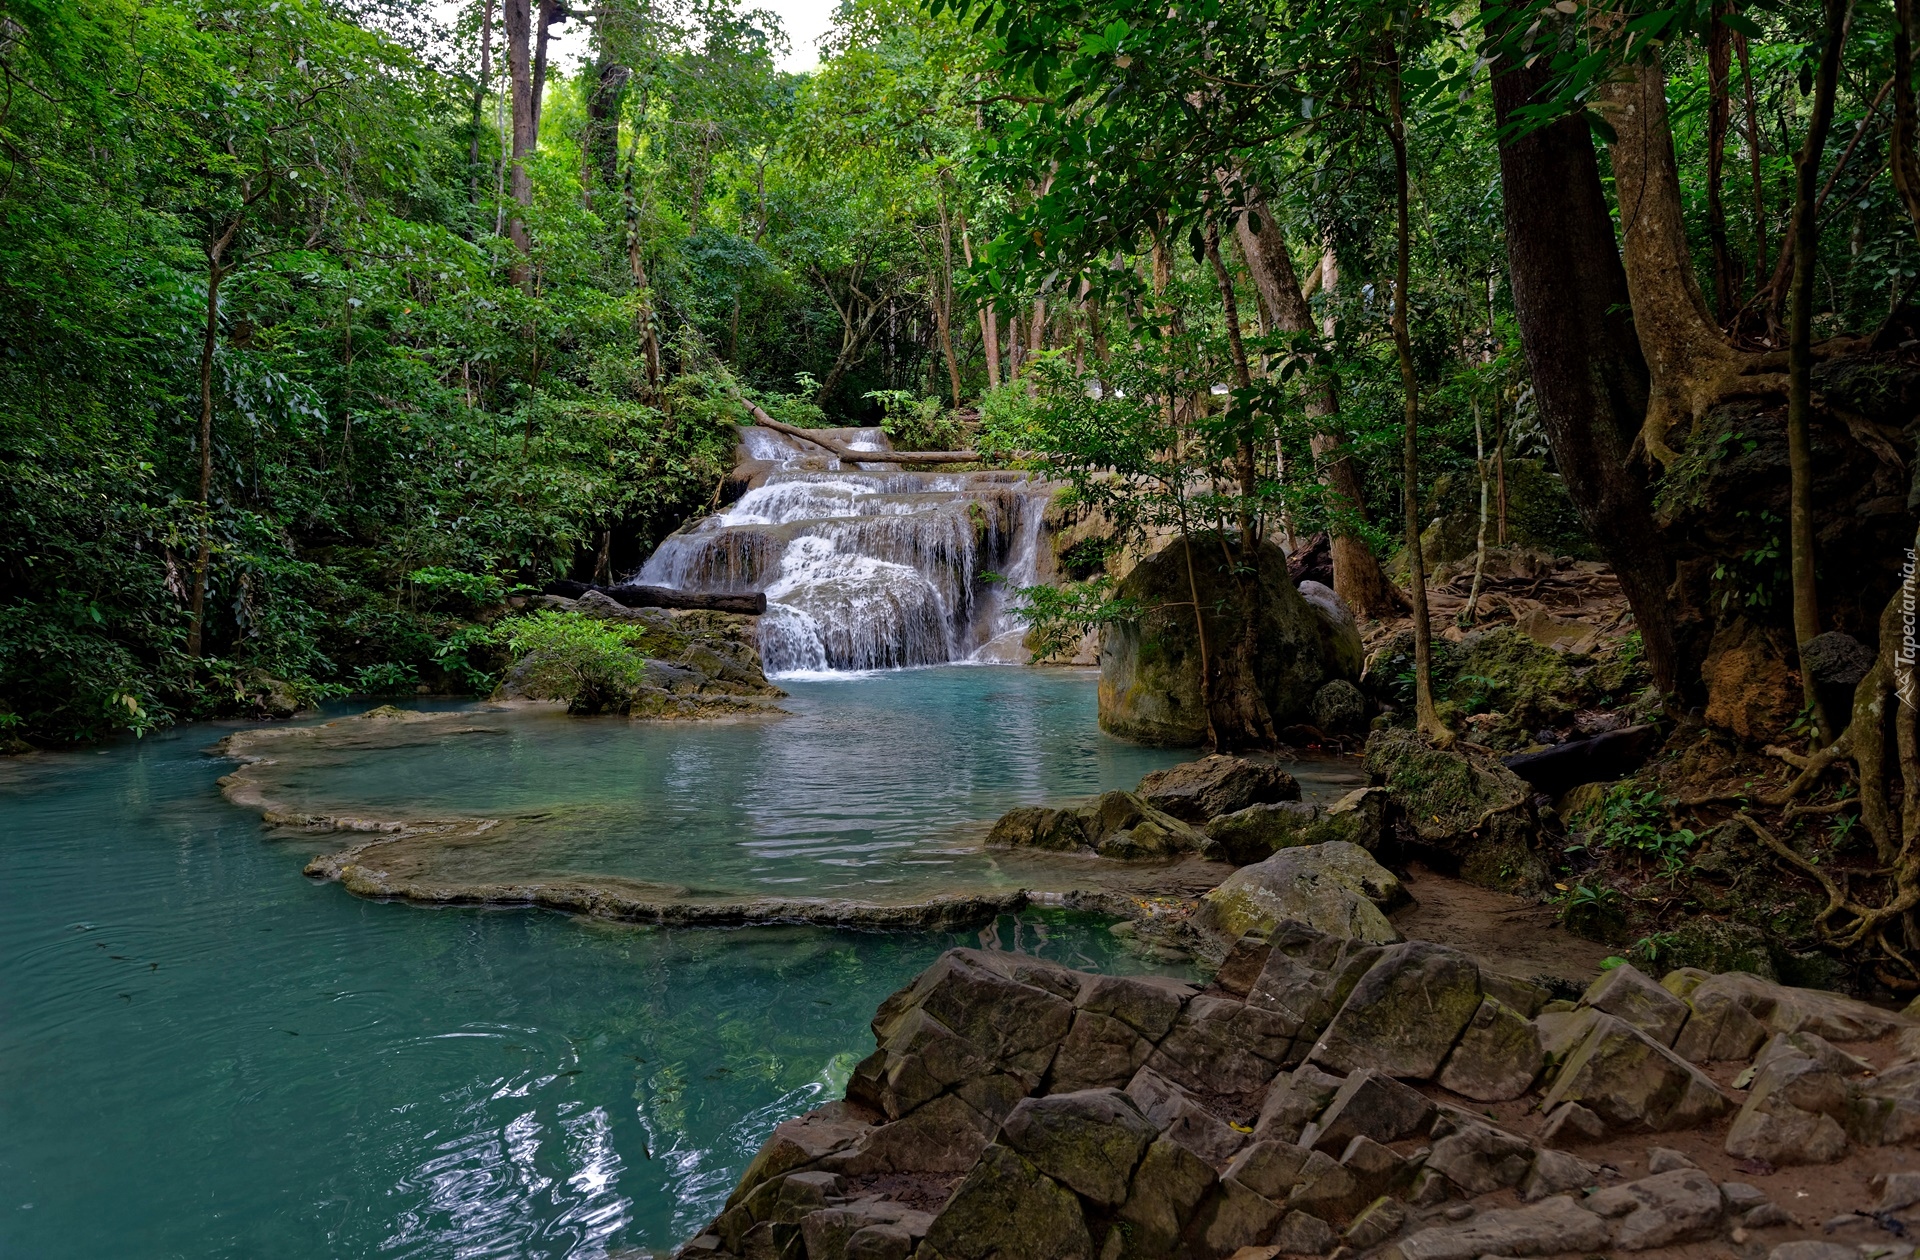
[1386,51,1446,744]
[1788,0,1856,739]
[469,0,494,208]
[1596,55,1784,460]
[1490,30,1682,699]
[623,138,663,395]
[1742,36,1769,284]
[1463,397,1490,625]
[504,0,535,287]
[530,0,561,143]
[187,250,228,660]
[1707,5,1740,319]
[1203,222,1259,555]
[1893,0,1920,242]
[584,49,626,218]
[935,188,964,409]
[1231,187,1400,618]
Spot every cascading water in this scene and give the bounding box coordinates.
[633,427,1052,674]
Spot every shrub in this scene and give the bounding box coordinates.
[496,611,656,714]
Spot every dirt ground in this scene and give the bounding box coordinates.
[1390,862,1615,987]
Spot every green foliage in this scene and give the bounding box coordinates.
[495,611,656,714]
[1005,577,1142,661]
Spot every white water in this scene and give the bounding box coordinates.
[634,428,1052,674]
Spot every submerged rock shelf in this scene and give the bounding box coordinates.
[211,675,1371,930]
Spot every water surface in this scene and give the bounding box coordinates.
[1,668,1252,1257]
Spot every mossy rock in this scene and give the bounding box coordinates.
[1414,459,1594,563]
[1632,920,1777,980]
[1362,727,1547,895]
[1098,536,1345,747]
[1363,625,1602,741]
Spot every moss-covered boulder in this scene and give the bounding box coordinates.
[1193,841,1405,946]
[984,791,1214,860]
[1363,728,1547,895]
[1203,787,1387,866]
[1098,536,1353,748]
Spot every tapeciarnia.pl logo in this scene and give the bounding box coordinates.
[1900,548,1918,711]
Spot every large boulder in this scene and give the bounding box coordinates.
[1203,787,1387,866]
[1363,727,1547,895]
[1136,755,1301,823]
[1098,536,1355,747]
[1308,940,1484,1079]
[914,1145,1093,1260]
[1193,841,1405,946]
[985,791,1213,861]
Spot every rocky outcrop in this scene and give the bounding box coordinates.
[684,931,1920,1260]
[986,791,1215,861]
[1203,787,1386,866]
[1192,842,1405,946]
[502,592,785,717]
[1362,728,1547,894]
[1136,756,1301,823]
[1097,537,1359,748]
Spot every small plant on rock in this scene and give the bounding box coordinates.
[495,611,655,715]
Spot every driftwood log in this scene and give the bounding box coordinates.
[544,580,767,615]
[739,407,984,466]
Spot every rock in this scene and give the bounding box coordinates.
[1519,1148,1595,1201]
[801,1203,929,1260]
[1361,728,1547,895]
[1742,1202,1795,1228]
[1146,994,1296,1095]
[1536,1102,1607,1148]
[1344,1196,1409,1249]
[1309,941,1483,1079]
[1720,1182,1768,1213]
[999,1089,1159,1207]
[1223,1140,1316,1201]
[1672,986,1771,1064]
[1480,972,1553,1019]
[1844,1059,1920,1146]
[728,1102,874,1206]
[1538,1012,1733,1133]
[915,1145,1092,1260]
[1272,1210,1335,1256]
[1110,1138,1218,1259]
[829,1093,996,1175]
[1766,1246,1859,1260]
[1206,802,1358,866]
[1310,679,1367,734]
[1385,1193,1612,1260]
[1579,963,1690,1047]
[1289,533,1334,586]
[1099,538,1352,747]
[1050,1009,1153,1093]
[1803,631,1875,721]
[1424,1117,1536,1195]
[1284,1149,1365,1221]
[1085,791,1217,859]
[1756,1030,1873,1077]
[1299,581,1365,683]
[1436,997,1545,1102]
[1876,1171,1920,1212]
[1305,1070,1435,1154]
[1703,619,1803,742]
[1076,973,1193,1042]
[1586,1168,1726,1249]
[863,950,1075,1103]
[1137,755,1302,823]
[1682,970,1913,1043]
[1195,842,1404,946]
[1255,1066,1345,1144]
[1724,1047,1854,1166]
[1337,1135,1407,1200]
[1126,1066,1251,1166]
[1645,1146,1696,1172]
[985,806,1091,851]
[1200,1179,1288,1254]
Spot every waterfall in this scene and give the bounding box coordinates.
[633,427,1052,674]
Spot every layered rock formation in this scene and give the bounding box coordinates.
[681,895,1920,1260]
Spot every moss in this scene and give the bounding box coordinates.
[1629,920,1777,980]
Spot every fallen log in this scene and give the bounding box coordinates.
[543,580,767,615]
[739,408,984,465]
[1501,723,1658,796]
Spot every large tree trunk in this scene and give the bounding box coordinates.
[1706,6,1740,319]
[1231,188,1401,619]
[584,47,626,219]
[1787,0,1856,738]
[530,0,562,143]
[1491,33,1681,698]
[1386,51,1446,744]
[1596,56,1785,460]
[504,0,535,288]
